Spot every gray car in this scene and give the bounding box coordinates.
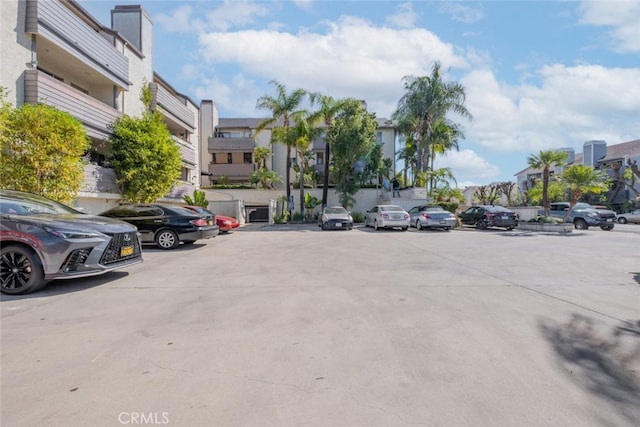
[318,206,353,230]
[616,209,640,224]
[408,205,456,231]
[0,190,143,295]
[364,205,410,231]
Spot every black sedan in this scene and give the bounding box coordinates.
[1,189,143,295]
[100,204,219,249]
[459,205,518,230]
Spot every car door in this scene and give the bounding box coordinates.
[366,206,378,226]
[131,205,166,242]
[407,206,421,224]
[461,207,477,224]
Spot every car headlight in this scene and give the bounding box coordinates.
[587,212,599,218]
[44,227,104,239]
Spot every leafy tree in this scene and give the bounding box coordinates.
[308,93,349,207]
[251,146,280,189]
[558,165,610,221]
[527,179,565,205]
[256,81,307,211]
[0,94,89,204]
[526,150,568,216]
[392,62,472,194]
[326,100,378,208]
[109,109,181,203]
[304,193,321,222]
[183,190,208,208]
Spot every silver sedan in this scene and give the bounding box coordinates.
[364,205,410,231]
[617,209,640,224]
[408,205,457,231]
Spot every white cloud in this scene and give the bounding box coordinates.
[439,2,484,24]
[578,0,640,52]
[385,3,419,29]
[435,149,500,187]
[155,1,270,33]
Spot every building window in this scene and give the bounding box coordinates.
[244,152,252,164]
[227,153,233,164]
[316,152,324,165]
[212,153,217,164]
[376,131,383,144]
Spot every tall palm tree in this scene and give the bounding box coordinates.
[559,165,609,221]
[392,62,472,195]
[527,150,568,216]
[290,110,323,216]
[309,93,349,208]
[428,120,463,197]
[256,81,307,212]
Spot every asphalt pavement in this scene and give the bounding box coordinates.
[2,223,639,426]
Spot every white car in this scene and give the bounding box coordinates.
[318,206,353,230]
[364,205,410,231]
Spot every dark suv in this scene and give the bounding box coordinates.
[544,202,616,230]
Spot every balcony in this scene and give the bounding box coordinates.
[24,70,121,139]
[150,83,195,131]
[80,164,119,195]
[26,0,129,88]
[208,136,255,152]
[172,136,196,167]
[208,164,255,180]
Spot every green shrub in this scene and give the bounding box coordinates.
[291,212,305,222]
[351,211,365,223]
[528,215,564,224]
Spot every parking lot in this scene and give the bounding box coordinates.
[2,224,639,426]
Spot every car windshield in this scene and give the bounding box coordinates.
[575,203,594,209]
[424,206,445,211]
[0,192,81,215]
[381,205,403,212]
[325,207,347,214]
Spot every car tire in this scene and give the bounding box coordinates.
[0,245,46,295]
[416,220,422,230]
[321,222,327,230]
[600,225,614,231]
[155,229,180,249]
[476,219,487,230]
[374,220,379,230]
[574,219,588,230]
[444,227,451,231]
[402,227,408,231]
[506,226,514,231]
[617,217,627,224]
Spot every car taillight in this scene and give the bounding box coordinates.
[190,218,207,226]
[382,214,390,219]
[404,213,409,219]
[422,214,430,219]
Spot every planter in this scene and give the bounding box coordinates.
[518,222,573,233]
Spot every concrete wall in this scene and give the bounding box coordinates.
[1,0,30,106]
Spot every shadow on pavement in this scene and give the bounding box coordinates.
[539,313,640,426]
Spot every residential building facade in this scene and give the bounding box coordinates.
[1,0,202,212]
[514,139,640,211]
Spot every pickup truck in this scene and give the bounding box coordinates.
[540,202,616,230]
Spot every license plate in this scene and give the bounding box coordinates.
[502,215,509,219]
[607,218,613,222]
[120,246,134,256]
[208,220,214,225]
[335,223,342,227]
[439,220,446,224]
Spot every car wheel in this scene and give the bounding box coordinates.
[476,219,487,230]
[321,222,327,230]
[155,229,180,249]
[600,225,614,231]
[0,245,46,295]
[444,227,451,231]
[416,220,422,230]
[374,220,379,230]
[506,226,514,231]
[574,219,588,230]
[402,227,408,231]
[617,217,627,224]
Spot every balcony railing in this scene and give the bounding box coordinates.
[208,136,255,152]
[81,164,120,194]
[151,83,195,131]
[208,164,255,180]
[24,70,121,139]
[26,0,129,88]
[171,136,196,167]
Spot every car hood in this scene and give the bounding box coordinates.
[324,213,352,220]
[7,213,138,233]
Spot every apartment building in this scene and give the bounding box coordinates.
[514,139,640,209]
[204,117,398,187]
[1,0,204,212]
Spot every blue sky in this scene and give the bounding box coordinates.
[80,0,640,187]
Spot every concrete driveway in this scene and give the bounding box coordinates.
[2,224,639,426]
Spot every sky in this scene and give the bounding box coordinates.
[79,0,640,188]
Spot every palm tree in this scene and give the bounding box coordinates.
[392,61,472,195]
[256,81,307,213]
[559,165,610,221]
[290,110,323,216]
[309,93,349,208]
[428,120,463,197]
[527,150,568,216]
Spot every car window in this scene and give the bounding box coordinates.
[326,207,347,214]
[408,207,418,214]
[1,193,80,215]
[133,206,163,216]
[381,205,403,211]
[485,206,511,213]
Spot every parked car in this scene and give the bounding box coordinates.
[408,205,456,231]
[0,189,143,295]
[544,202,616,230]
[318,206,353,230]
[364,205,410,231]
[459,205,518,230]
[100,204,219,249]
[183,205,240,233]
[616,209,640,224]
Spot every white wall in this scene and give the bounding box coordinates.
[0,0,30,106]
